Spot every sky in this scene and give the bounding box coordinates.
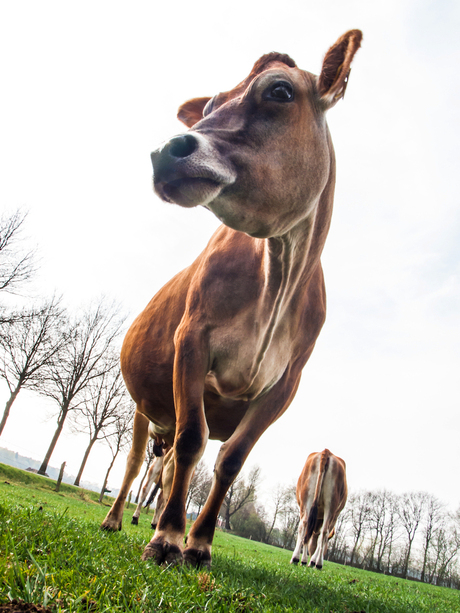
[0,0,459,514]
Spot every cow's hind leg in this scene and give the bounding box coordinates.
[131,454,163,525]
[131,464,154,525]
[183,398,282,568]
[101,410,150,531]
[182,435,250,568]
[149,447,174,528]
[291,512,308,565]
[309,509,331,569]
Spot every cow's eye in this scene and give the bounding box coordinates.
[263,81,294,102]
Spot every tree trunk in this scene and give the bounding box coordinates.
[0,385,21,436]
[402,540,414,579]
[421,549,428,583]
[224,503,232,530]
[38,404,69,475]
[74,434,98,486]
[265,501,280,544]
[350,533,361,566]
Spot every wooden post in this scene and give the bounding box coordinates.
[55,462,66,492]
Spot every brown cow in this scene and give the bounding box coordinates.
[102,30,362,568]
[290,449,347,568]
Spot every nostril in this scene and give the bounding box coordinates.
[168,134,198,158]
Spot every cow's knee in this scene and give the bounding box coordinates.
[217,446,245,486]
[175,426,206,464]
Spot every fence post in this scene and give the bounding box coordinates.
[55,462,66,492]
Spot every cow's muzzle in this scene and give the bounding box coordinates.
[151,132,236,208]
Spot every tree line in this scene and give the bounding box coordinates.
[0,209,134,497]
[328,490,460,588]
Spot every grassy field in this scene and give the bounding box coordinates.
[0,463,458,612]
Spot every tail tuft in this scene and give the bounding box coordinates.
[305,502,318,544]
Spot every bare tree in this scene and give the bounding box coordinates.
[222,465,262,530]
[0,296,64,436]
[348,491,372,566]
[381,492,400,573]
[328,505,350,562]
[0,209,36,299]
[429,518,460,585]
[99,405,134,503]
[187,460,212,514]
[420,494,445,583]
[398,491,428,579]
[364,490,400,572]
[265,483,292,545]
[277,485,300,549]
[72,360,127,486]
[37,299,125,475]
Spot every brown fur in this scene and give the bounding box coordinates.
[250,52,297,74]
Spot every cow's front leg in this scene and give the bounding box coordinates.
[101,410,150,531]
[142,331,209,565]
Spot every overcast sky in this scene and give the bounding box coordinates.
[0,0,459,513]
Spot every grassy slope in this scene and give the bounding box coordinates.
[0,463,458,613]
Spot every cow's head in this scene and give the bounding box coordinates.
[151,30,362,239]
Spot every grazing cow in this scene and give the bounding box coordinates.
[101,30,362,568]
[291,449,347,569]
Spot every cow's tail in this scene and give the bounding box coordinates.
[304,449,331,544]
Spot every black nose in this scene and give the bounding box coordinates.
[168,134,198,158]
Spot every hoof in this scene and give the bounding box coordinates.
[101,519,122,531]
[301,561,308,566]
[290,557,299,565]
[183,547,211,569]
[315,564,323,570]
[150,523,157,530]
[131,516,139,525]
[142,538,183,566]
[308,561,315,568]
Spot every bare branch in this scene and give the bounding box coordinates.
[0,295,65,436]
[0,209,36,295]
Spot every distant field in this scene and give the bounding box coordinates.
[0,463,458,612]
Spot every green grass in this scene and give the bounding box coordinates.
[0,463,458,612]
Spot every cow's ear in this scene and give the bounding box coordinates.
[177,97,212,128]
[317,29,362,110]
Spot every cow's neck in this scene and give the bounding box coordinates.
[248,191,333,387]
